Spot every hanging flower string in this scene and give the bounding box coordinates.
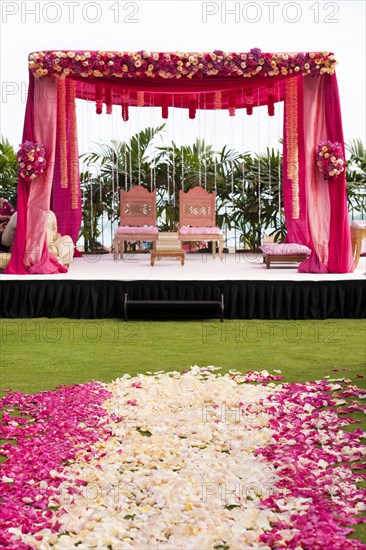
[17,141,47,182]
[69,80,80,209]
[57,78,68,188]
[284,78,299,219]
[316,141,345,180]
[29,50,337,81]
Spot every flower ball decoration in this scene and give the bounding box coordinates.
[316,141,345,180]
[17,141,47,181]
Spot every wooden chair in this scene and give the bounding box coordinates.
[178,187,224,260]
[113,186,158,259]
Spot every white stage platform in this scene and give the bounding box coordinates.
[1,252,365,282]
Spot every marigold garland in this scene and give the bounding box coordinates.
[29,49,337,81]
[68,80,79,209]
[57,78,68,188]
[285,78,299,219]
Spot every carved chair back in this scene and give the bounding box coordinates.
[120,186,156,227]
[179,187,217,227]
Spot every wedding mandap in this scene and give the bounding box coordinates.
[5,48,354,275]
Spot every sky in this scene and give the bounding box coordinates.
[0,0,365,157]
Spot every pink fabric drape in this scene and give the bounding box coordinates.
[283,74,354,273]
[74,75,286,112]
[5,73,67,274]
[324,74,354,273]
[300,75,331,273]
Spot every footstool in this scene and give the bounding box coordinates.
[260,243,311,269]
[151,232,185,266]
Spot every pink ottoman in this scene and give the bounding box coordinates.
[260,243,311,269]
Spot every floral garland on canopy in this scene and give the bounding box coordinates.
[29,49,337,80]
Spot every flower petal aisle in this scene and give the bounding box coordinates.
[1,368,365,549]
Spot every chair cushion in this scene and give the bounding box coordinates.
[260,243,311,256]
[116,226,158,235]
[179,226,222,235]
[351,220,366,229]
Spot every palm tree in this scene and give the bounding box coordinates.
[0,136,18,206]
[346,138,365,159]
[80,131,284,249]
[221,148,285,250]
[80,126,165,249]
[82,125,166,190]
[81,132,366,251]
[154,140,242,230]
[155,142,284,249]
[345,138,366,218]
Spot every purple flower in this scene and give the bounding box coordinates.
[249,48,262,60]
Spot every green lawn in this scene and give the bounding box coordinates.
[1,318,365,394]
